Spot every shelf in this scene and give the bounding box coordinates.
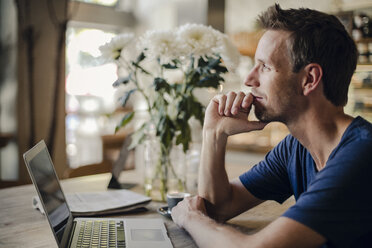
[355,38,372,43]
[352,90,372,97]
[348,61,372,123]
[356,64,372,72]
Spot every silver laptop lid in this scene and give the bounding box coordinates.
[23,140,73,247]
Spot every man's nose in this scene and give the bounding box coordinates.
[244,67,259,87]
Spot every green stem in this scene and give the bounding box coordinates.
[154,151,167,201]
[160,142,186,193]
[122,57,154,114]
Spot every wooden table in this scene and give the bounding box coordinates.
[0,165,294,248]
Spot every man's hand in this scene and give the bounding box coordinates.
[171,196,207,229]
[204,91,267,137]
[198,92,267,221]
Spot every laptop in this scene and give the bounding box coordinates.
[23,140,173,248]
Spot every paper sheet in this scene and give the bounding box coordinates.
[33,189,151,215]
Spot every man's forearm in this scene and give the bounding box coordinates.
[177,208,326,248]
[183,211,250,248]
[198,129,231,207]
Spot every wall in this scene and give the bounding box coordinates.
[134,0,208,32]
[225,0,341,34]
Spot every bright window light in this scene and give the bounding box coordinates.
[73,0,118,7]
[65,26,119,168]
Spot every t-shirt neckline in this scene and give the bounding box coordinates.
[313,116,362,173]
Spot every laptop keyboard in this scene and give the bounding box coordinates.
[75,220,125,248]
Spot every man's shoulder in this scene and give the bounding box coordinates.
[350,116,372,140]
[338,116,372,153]
[273,134,303,154]
[266,134,308,167]
[276,134,298,148]
[324,118,372,178]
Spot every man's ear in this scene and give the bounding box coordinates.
[302,63,323,96]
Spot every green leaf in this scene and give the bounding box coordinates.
[136,52,145,63]
[162,63,178,69]
[198,56,208,67]
[207,56,221,69]
[174,95,204,152]
[118,89,137,107]
[214,64,228,73]
[177,95,205,124]
[115,112,135,133]
[171,83,183,95]
[176,97,189,120]
[172,59,181,65]
[128,123,147,149]
[206,56,228,73]
[156,115,175,149]
[197,74,224,88]
[186,70,201,87]
[152,96,169,116]
[153,77,171,93]
[112,74,131,87]
[188,99,204,124]
[175,122,191,152]
[188,55,195,71]
[114,49,122,60]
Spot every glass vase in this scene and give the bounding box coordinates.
[143,134,186,202]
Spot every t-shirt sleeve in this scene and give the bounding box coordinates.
[283,140,372,248]
[239,135,294,204]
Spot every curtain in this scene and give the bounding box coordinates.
[16,0,68,183]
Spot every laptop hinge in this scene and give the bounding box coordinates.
[60,215,75,248]
[67,220,77,248]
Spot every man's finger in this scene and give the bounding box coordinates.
[242,93,254,109]
[231,92,246,115]
[224,91,237,116]
[212,94,227,116]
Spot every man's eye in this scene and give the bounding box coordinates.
[261,63,270,71]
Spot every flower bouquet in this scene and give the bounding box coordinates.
[100,23,240,201]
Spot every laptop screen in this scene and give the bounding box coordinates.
[26,142,70,244]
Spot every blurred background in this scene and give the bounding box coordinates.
[1,0,372,188]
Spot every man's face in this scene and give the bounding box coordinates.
[244,30,304,123]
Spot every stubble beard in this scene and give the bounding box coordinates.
[253,97,293,124]
[253,102,280,123]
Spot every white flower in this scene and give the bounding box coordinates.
[177,23,220,57]
[214,34,241,72]
[99,33,135,62]
[163,69,184,85]
[139,30,180,63]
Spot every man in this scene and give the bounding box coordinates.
[171,4,372,248]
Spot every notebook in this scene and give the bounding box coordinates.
[23,140,173,248]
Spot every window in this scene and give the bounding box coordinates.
[65,25,119,168]
[65,0,134,168]
[73,0,118,7]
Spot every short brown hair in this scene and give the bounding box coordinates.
[258,4,358,106]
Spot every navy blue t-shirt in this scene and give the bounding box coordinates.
[239,116,372,247]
